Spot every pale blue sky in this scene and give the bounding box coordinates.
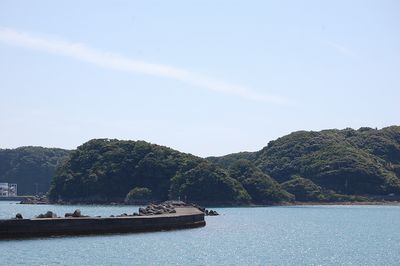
[0,0,399,157]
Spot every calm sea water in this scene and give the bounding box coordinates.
[1,201,400,265]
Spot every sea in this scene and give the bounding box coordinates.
[1,201,400,265]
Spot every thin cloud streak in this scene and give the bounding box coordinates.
[323,40,355,57]
[0,27,287,104]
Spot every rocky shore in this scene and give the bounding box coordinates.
[20,196,49,205]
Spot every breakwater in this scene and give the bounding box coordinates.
[0,206,205,239]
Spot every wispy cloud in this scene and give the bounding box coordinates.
[323,40,355,57]
[0,27,287,104]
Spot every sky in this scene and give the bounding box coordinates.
[0,0,399,157]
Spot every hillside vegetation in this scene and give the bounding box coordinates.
[4,126,399,204]
[0,147,70,195]
[209,126,400,200]
[49,139,270,204]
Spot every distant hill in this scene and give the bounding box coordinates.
[5,126,399,204]
[48,139,291,204]
[208,126,400,200]
[0,147,70,195]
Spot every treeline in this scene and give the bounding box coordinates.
[4,126,399,204]
[0,147,70,195]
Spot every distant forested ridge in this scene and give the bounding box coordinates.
[208,126,400,201]
[0,147,70,195]
[5,126,400,204]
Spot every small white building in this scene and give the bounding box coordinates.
[0,183,17,197]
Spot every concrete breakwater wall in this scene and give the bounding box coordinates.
[0,207,205,239]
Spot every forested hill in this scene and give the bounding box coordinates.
[0,147,70,195]
[6,126,399,204]
[48,139,291,204]
[208,126,400,200]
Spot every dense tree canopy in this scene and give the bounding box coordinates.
[281,176,326,202]
[5,126,399,204]
[0,147,70,195]
[49,139,203,203]
[49,139,253,204]
[170,162,251,204]
[228,159,294,203]
[207,152,258,169]
[209,126,400,198]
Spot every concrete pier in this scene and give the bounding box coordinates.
[0,207,205,239]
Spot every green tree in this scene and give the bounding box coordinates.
[125,187,152,203]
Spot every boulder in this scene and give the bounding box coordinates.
[72,209,82,217]
[36,211,57,218]
[65,209,87,218]
[205,209,219,216]
[138,207,146,215]
[137,202,180,216]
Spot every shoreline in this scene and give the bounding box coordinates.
[204,201,400,208]
[276,201,400,206]
[12,199,400,207]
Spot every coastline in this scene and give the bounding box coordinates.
[202,201,400,208]
[14,198,400,207]
[276,200,400,207]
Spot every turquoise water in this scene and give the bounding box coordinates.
[1,202,400,265]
